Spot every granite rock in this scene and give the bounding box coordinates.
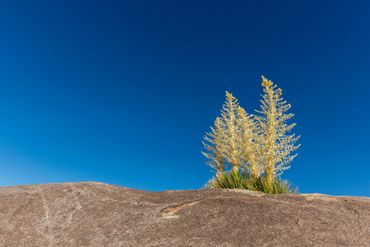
[0,182,369,246]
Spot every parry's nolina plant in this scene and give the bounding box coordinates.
[202,76,300,194]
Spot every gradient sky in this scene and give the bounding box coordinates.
[0,1,369,196]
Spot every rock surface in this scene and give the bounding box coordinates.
[0,182,369,247]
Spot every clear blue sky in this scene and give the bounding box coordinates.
[0,1,369,196]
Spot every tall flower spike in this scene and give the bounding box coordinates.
[255,76,300,187]
[220,91,242,174]
[202,117,226,176]
[237,106,260,179]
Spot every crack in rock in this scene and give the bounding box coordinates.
[159,200,201,219]
[38,188,55,247]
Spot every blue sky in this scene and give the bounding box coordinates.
[0,1,369,196]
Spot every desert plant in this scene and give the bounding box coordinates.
[207,170,247,189]
[254,76,300,188]
[207,171,297,194]
[220,92,243,174]
[237,106,260,179]
[202,92,258,176]
[202,75,300,193]
[243,176,297,194]
[202,117,226,176]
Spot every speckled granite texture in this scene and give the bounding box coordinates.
[0,182,369,246]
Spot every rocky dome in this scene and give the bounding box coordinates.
[0,182,369,246]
